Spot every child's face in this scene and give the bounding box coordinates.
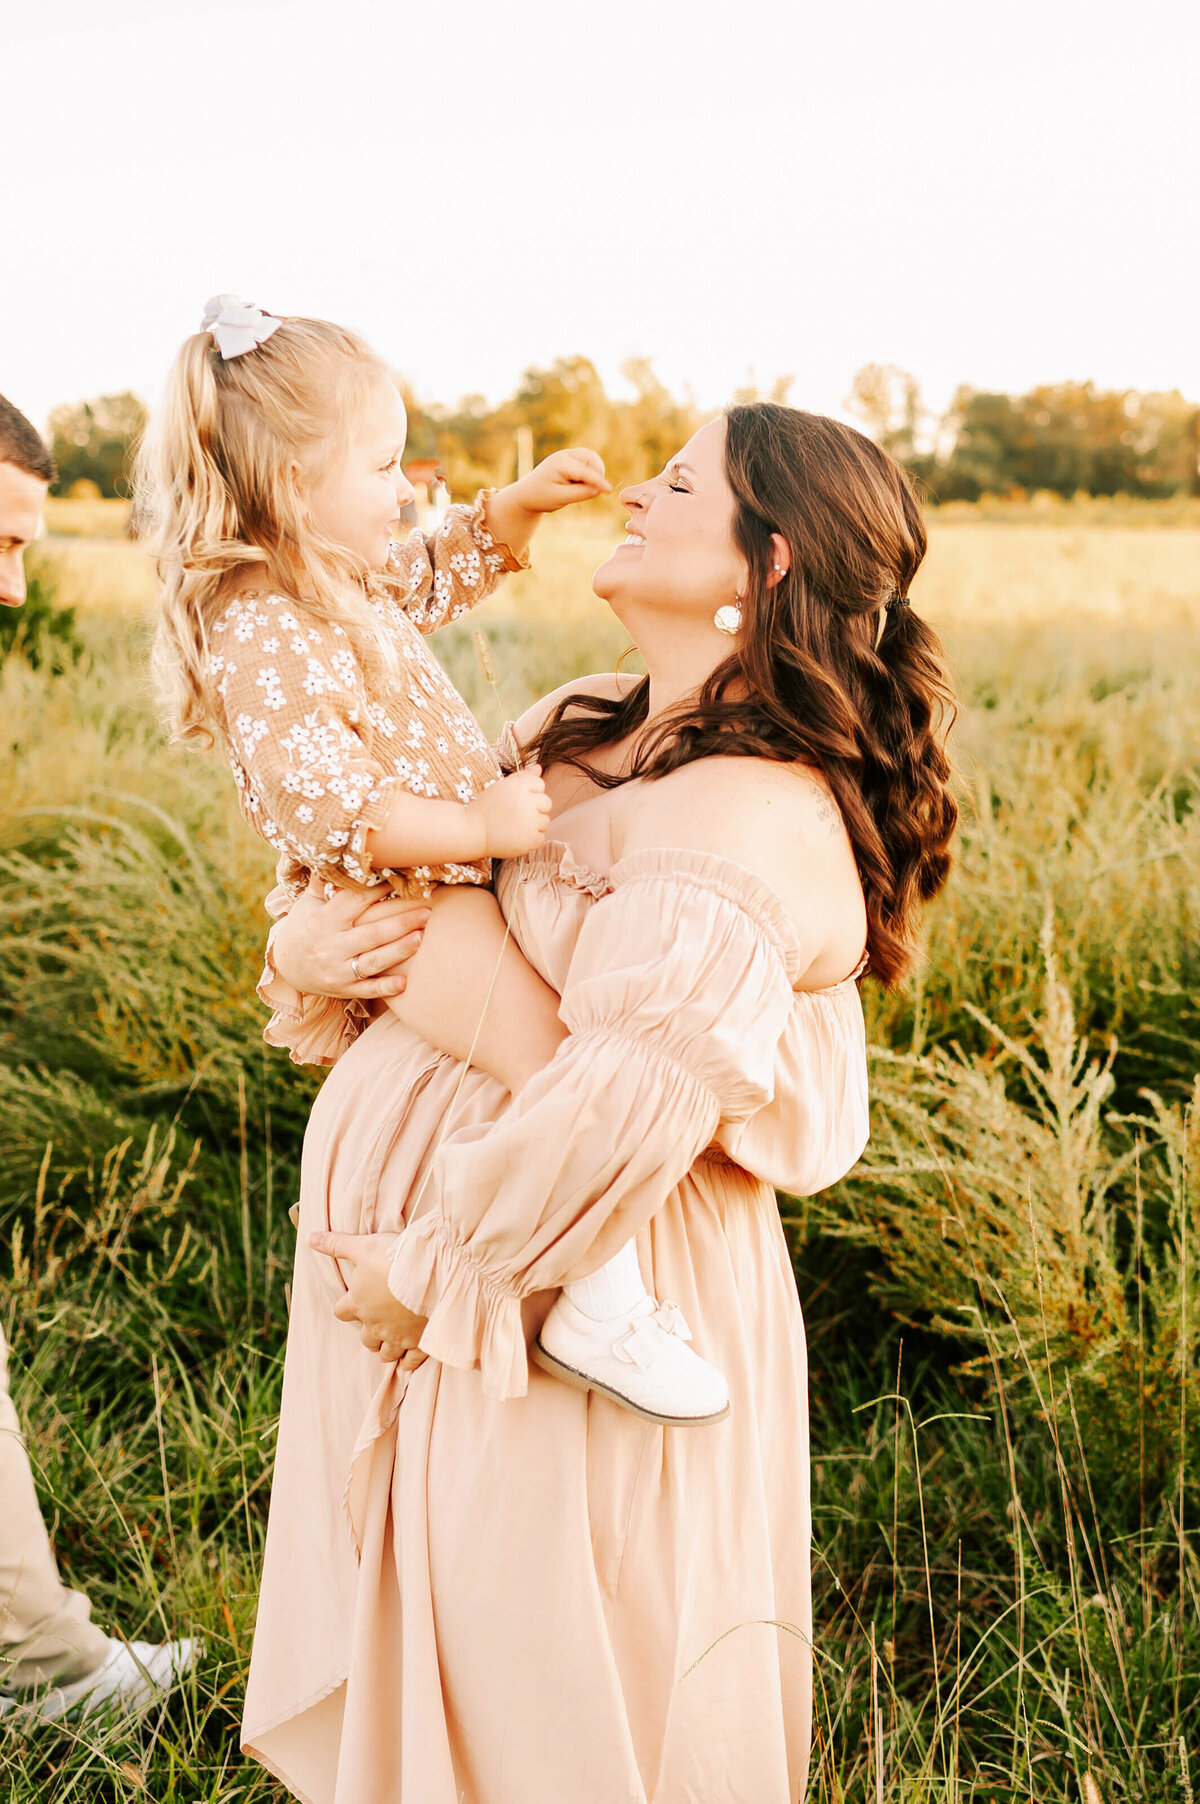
[299,379,415,570]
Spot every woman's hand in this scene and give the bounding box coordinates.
[309,1230,429,1367]
[271,881,430,1001]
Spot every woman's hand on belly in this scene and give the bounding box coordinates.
[310,1230,429,1367]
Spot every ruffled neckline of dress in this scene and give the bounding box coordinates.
[508,840,868,991]
[508,840,614,900]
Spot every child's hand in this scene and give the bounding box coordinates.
[510,448,611,517]
[482,450,609,564]
[467,766,553,858]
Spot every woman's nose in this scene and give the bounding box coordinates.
[619,482,646,510]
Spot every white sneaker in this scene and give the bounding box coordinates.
[532,1293,731,1425]
[0,1634,200,1723]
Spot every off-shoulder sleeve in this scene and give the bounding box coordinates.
[208,595,397,888]
[387,850,801,1399]
[386,492,529,636]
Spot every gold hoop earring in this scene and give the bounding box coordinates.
[714,603,742,635]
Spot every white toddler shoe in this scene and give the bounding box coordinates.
[0,1634,200,1723]
[532,1292,730,1425]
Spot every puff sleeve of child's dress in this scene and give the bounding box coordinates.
[387,493,529,634]
[208,596,403,889]
[386,851,808,1400]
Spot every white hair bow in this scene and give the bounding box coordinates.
[201,294,281,360]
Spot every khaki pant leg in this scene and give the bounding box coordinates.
[0,1323,110,1690]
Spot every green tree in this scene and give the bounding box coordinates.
[432,394,520,497]
[46,392,147,498]
[1127,389,1200,496]
[845,364,939,488]
[935,380,1200,501]
[511,357,610,463]
[846,364,924,463]
[935,387,1025,500]
[606,358,702,486]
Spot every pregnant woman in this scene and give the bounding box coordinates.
[241,403,957,1803]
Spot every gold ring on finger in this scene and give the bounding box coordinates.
[351,956,363,982]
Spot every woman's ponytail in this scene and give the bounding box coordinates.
[858,597,957,975]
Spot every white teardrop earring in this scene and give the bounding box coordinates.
[714,601,742,635]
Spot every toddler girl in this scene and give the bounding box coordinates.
[140,296,730,1427]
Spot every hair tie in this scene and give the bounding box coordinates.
[875,590,913,649]
[201,294,281,360]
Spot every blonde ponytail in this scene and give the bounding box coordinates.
[137,315,403,749]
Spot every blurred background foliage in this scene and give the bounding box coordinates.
[43,357,1200,507]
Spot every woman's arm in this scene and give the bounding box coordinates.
[382,885,568,1095]
[268,874,569,1097]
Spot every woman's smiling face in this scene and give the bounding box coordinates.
[592,416,747,624]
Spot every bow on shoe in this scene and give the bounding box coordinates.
[614,1300,694,1371]
[201,294,281,360]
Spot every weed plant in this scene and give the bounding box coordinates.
[0,515,1196,1799]
[0,559,86,675]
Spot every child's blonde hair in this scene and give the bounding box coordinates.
[138,314,404,748]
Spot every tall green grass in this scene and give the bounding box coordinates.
[1,516,1196,1799]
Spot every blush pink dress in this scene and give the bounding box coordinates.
[241,839,870,1804]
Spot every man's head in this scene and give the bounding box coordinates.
[0,394,54,607]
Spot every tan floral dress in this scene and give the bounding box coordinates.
[206,497,526,1060]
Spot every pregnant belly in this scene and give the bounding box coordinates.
[300,1010,509,1244]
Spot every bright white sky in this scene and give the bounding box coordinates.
[4,0,1198,441]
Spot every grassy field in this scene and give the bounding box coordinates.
[1,505,1197,1800]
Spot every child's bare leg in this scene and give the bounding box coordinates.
[384,884,566,1094]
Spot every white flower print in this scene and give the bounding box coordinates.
[302,659,339,698]
[448,548,482,587]
[212,517,514,906]
[257,668,287,711]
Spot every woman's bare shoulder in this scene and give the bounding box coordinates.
[618,757,866,970]
[623,757,843,857]
[513,671,641,745]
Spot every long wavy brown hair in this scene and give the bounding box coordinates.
[530,403,958,986]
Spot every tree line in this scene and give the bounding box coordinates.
[46,359,1200,504]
